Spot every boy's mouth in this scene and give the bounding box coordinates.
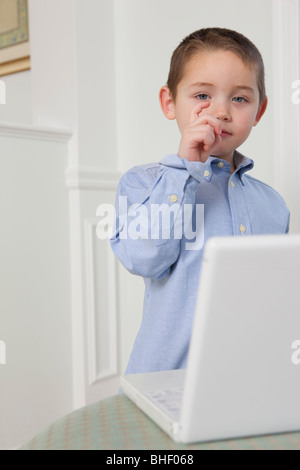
[220,129,232,138]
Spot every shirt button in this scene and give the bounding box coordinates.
[218,162,225,168]
[204,170,210,177]
[240,224,247,234]
[230,181,235,189]
[169,194,178,203]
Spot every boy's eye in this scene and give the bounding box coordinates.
[196,94,209,100]
[233,96,247,103]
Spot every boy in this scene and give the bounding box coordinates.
[110,28,290,375]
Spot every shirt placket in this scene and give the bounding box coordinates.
[228,173,252,236]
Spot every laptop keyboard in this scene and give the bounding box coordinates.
[144,387,183,420]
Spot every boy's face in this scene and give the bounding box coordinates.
[161,50,267,163]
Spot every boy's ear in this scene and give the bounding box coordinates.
[159,86,176,120]
[253,97,268,126]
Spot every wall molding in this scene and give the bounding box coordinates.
[69,176,121,408]
[85,218,119,386]
[65,166,121,191]
[0,121,73,143]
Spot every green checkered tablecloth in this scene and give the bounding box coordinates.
[20,395,300,450]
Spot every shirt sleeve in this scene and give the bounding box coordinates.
[110,159,199,280]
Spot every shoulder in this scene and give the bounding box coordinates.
[243,174,290,228]
[119,154,188,189]
[119,162,162,189]
[244,174,287,204]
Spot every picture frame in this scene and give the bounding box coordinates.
[0,0,30,77]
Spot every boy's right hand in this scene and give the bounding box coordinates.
[178,102,222,163]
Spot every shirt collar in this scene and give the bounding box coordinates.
[160,152,254,184]
[233,150,254,181]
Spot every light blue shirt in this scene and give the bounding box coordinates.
[110,152,290,374]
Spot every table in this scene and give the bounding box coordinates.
[20,395,300,450]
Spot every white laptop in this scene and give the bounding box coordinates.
[121,234,300,444]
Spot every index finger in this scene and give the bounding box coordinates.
[191,101,210,121]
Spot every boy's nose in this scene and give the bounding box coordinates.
[216,110,230,121]
[212,101,231,121]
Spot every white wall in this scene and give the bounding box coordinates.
[0,0,299,450]
[28,0,77,129]
[0,71,32,124]
[272,0,300,233]
[0,127,73,450]
[0,0,76,450]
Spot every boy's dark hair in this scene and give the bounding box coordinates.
[167,27,266,104]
